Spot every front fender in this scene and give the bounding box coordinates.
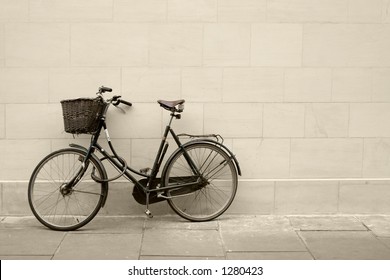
[69,144,109,207]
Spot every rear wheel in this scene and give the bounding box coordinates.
[163,142,238,222]
[28,148,105,231]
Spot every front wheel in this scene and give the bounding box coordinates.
[28,148,106,231]
[163,142,238,222]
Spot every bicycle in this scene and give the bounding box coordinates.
[28,86,241,231]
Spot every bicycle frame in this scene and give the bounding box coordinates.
[74,110,201,195]
[66,100,241,216]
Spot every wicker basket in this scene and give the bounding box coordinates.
[60,98,107,134]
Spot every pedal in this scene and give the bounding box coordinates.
[157,193,169,199]
[140,167,151,175]
[156,185,164,199]
[144,209,153,218]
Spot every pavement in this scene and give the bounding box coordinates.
[1,214,390,260]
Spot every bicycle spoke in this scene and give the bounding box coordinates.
[166,143,237,221]
[28,149,104,231]
[72,189,103,196]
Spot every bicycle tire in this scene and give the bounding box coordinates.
[28,148,106,231]
[163,142,238,222]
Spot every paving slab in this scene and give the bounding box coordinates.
[2,215,390,260]
[0,216,42,229]
[140,255,224,260]
[74,216,145,234]
[222,230,306,252]
[289,215,367,231]
[145,215,218,230]
[0,229,65,256]
[299,231,390,260]
[226,252,313,260]
[378,237,390,249]
[220,215,305,253]
[0,255,52,260]
[357,216,390,237]
[141,228,224,258]
[53,233,142,260]
[219,215,293,232]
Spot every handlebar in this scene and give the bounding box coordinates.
[97,86,132,107]
[111,95,132,107]
[99,86,112,93]
[119,99,132,107]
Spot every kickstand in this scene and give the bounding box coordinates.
[144,192,153,218]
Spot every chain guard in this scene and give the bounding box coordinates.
[132,176,204,205]
[132,178,165,205]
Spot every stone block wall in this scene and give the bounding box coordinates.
[1,0,390,215]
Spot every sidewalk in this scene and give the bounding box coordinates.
[1,214,390,260]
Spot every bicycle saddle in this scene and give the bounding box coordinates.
[158,99,185,112]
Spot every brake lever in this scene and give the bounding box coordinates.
[111,95,121,105]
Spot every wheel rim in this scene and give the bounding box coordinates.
[166,144,237,221]
[29,150,103,230]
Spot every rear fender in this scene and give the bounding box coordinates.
[164,139,241,177]
[187,139,242,176]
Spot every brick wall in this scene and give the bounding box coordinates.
[1,0,390,215]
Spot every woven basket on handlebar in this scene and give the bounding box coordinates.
[60,98,107,134]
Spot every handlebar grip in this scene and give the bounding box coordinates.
[100,86,112,93]
[120,99,132,107]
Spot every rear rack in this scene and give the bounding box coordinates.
[177,133,224,144]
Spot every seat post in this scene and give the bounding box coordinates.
[167,112,176,128]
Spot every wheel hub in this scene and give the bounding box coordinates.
[199,176,210,188]
[60,184,73,196]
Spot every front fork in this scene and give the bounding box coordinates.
[64,128,101,192]
[61,156,90,196]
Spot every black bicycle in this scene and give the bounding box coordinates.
[28,86,241,231]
